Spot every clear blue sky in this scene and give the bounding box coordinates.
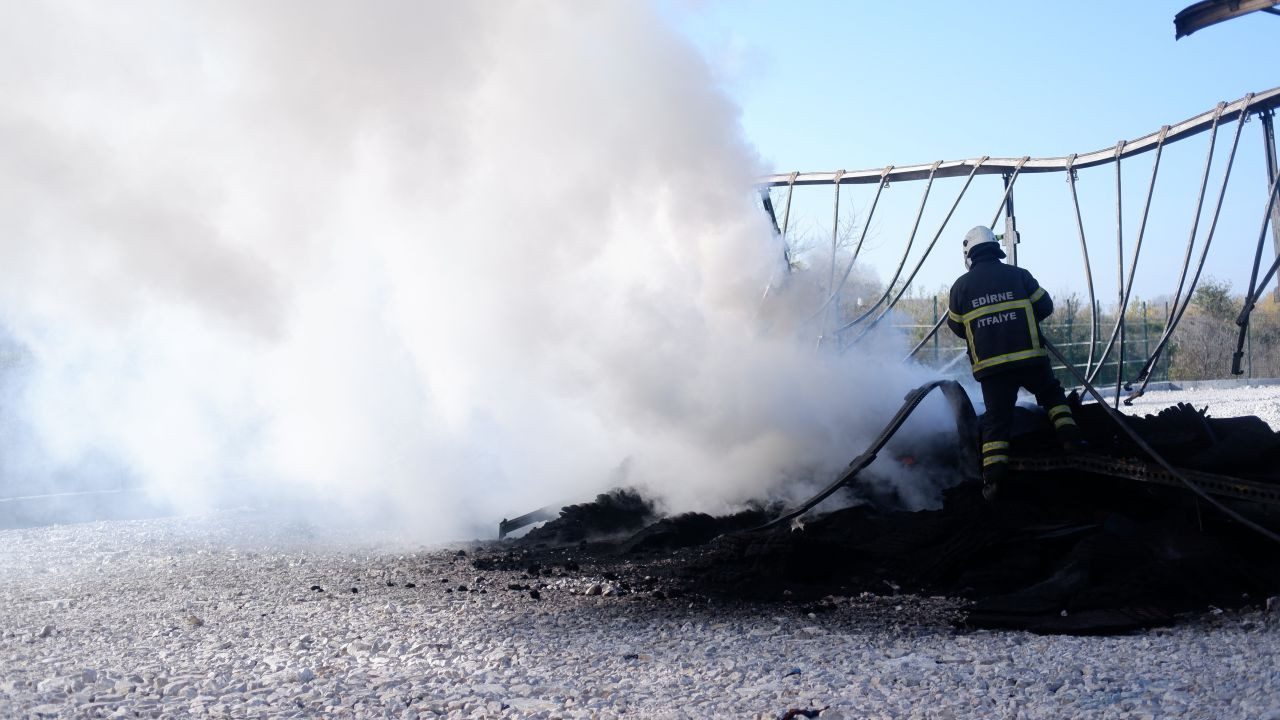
[666,1,1279,305]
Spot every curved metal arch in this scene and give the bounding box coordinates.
[758,88,1280,188]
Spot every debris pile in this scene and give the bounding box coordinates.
[477,400,1280,635]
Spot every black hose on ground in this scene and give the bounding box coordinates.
[747,379,978,532]
[753,349,1280,546]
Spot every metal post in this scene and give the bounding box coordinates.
[1262,110,1280,299]
[932,296,939,363]
[1164,301,1170,380]
[1065,309,1074,382]
[823,172,844,344]
[1114,140,1126,408]
[1001,172,1019,266]
[1247,322,1252,379]
[1142,301,1150,367]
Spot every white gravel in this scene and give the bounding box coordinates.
[2,510,1279,720]
[1117,382,1280,430]
[3,383,1280,719]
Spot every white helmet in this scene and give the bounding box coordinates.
[962,226,1001,269]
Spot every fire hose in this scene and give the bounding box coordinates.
[750,379,978,532]
[754,344,1280,545]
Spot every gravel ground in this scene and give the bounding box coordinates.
[1117,382,1280,429]
[2,510,1279,720]
[3,384,1280,719]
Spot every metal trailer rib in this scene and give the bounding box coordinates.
[1133,103,1226,388]
[848,157,988,343]
[1087,127,1168,388]
[1065,153,1100,378]
[753,189,788,313]
[816,171,847,348]
[1128,95,1253,403]
[837,161,941,331]
[807,166,892,326]
[901,161,1028,364]
[1264,109,1280,298]
[1232,171,1280,373]
[987,157,1029,228]
[1114,142,1126,408]
[779,173,797,246]
[1232,110,1280,374]
[904,314,948,363]
[757,88,1280,188]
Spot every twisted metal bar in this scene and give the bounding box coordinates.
[1065,153,1100,378]
[753,186,795,317]
[988,157,1030,227]
[816,171,846,348]
[1114,141,1126,407]
[904,314,948,362]
[1088,127,1169,387]
[1132,103,1227,385]
[1128,94,1253,403]
[902,160,1028,363]
[848,157,988,342]
[1233,169,1280,373]
[828,170,844,297]
[779,172,798,246]
[837,161,942,330]
[807,166,893,324]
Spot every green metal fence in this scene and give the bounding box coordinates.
[894,298,1175,388]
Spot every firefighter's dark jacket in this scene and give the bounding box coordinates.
[947,257,1053,379]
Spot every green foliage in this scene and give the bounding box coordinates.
[1190,278,1234,322]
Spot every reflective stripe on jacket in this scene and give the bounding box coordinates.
[946,258,1053,379]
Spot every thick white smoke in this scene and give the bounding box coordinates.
[0,1,945,538]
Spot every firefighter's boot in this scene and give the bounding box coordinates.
[982,462,1009,501]
[1049,404,1088,452]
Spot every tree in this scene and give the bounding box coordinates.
[1170,277,1237,380]
[1191,278,1234,321]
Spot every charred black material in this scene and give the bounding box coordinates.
[478,397,1280,635]
[521,488,655,545]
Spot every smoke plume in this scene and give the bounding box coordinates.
[0,1,944,538]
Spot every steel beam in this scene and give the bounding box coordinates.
[1001,172,1019,266]
[1262,110,1280,298]
[758,87,1280,187]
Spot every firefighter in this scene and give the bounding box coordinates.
[947,226,1085,499]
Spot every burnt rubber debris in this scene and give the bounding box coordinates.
[474,391,1280,635]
